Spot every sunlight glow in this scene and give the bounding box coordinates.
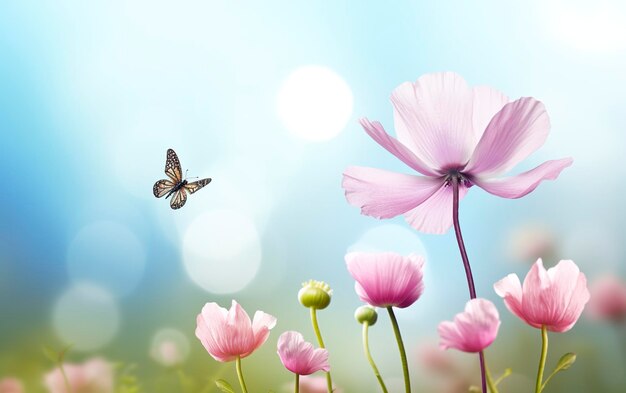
[277,65,353,142]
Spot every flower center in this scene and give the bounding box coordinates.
[444,169,471,187]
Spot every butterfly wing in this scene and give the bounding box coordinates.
[165,148,183,183]
[169,188,188,209]
[153,179,175,198]
[184,178,212,194]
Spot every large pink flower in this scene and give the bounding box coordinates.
[0,378,23,393]
[587,275,626,322]
[277,331,330,375]
[43,357,113,393]
[438,298,500,353]
[494,259,590,332]
[342,72,572,234]
[195,300,277,362]
[346,252,425,308]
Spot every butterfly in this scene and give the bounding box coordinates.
[153,149,212,209]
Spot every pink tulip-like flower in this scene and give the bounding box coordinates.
[494,259,590,332]
[587,275,626,322]
[298,376,342,393]
[342,72,572,234]
[43,357,113,393]
[346,252,425,308]
[195,300,277,362]
[0,378,23,393]
[277,331,330,375]
[438,298,500,353]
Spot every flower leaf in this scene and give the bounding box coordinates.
[215,379,236,393]
[494,368,513,386]
[542,353,577,391]
[468,386,481,393]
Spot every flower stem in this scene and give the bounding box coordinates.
[235,356,249,393]
[59,363,72,393]
[310,308,333,393]
[295,374,300,393]
[535,325,549,393]
[387,307,410,393]
[362,322,389,393]
[451,176,487,393]
[483,354,498,393]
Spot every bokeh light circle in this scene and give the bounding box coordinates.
[182,209,261,294]
[277,65,353,141]
[347,223,429,260]
[67,221,146,297]
[52,283,120,351]
[150,328,190,367]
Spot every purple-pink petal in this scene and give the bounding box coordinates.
[403,183,469,234]
[277,331,330,375]
[472,158,573,199]
[438,298,500,353]
[346,252,425,308]
[342,166,443,219]
[391,72,475,170]
[359,118,439,176]
[465,97,551,177]
[471,86,509,146]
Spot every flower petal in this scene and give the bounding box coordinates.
[360,118,439,176]
[403,183,469,234]
[342,166,443,219]
[251,311,277,355]
[391,72,475,169]
[494,273,525,325]
[465,97,551,177]
[472,158,573,199]
[471,86,509,145]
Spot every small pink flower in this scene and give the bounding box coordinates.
[587,275,626,322]
[346,252,425,308]
[494,259,590,332]
[277,331,330,375]
[43,357,114,393]
[0,378,24,393]
[195,300,277,362]
[342,72,572,234]
[298,376,341,393]
[438,298,500,353]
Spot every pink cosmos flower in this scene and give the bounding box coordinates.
[342,72,572,234]
[195,300,277,362]
[277,331,330,375]
[43,357,113,393]
[0,378,23,393]
[438,298,501,353]
[587,275,626,322]
[345,252,425,308]
[494,259,590,332]
[298,376,342,393]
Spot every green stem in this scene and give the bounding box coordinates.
[58,362,72,393]
[387,307,411,393]
[310,308,333,393]
[535,326,548,393]
[483,355,498,393]
[295,374,300,393]
[362,323,389,393]
[236,356,249,393]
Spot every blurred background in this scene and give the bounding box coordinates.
[1,0,625,392]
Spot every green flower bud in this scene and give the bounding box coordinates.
[298,280,333,310]
[355,305,378,325]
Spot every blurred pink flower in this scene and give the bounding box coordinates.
[43,357,113,393]
[494,259,590,332]
[151,340,182,367]
[298,376,341,393]
[195,300,277,362]
[587,275,626,322]
[277,331,330,375]
[342,72,572,234]
[0,378,23,393]
[417,343,457,374]
[438,298,500,353]
[345,252,425,308]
